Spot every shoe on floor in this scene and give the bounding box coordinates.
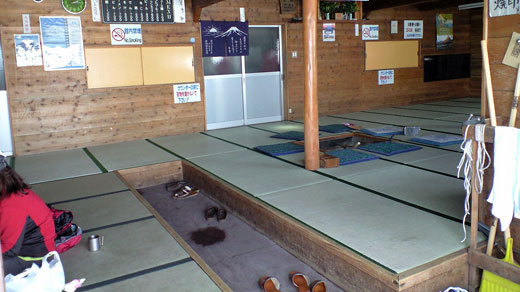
[259,276,281,292]
[217,208,227,222]
[172,186,199,199]
[289,271,310,292]
[310,280,327,292]
[166,180,188,193]
[205,207,218,220]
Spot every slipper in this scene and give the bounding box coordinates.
[166,180,188,193]
[204,207,218,220]
[289,271,310,292]
[310,280,327,292]
[217,208,227,222]
[172,186,199,199]
[259,276,281,292]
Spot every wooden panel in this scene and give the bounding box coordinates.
[85,47,144,89]
[365,40,419,70]
[141,46,195,85]
[116,160,183,189]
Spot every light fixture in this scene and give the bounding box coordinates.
[458,2,484,10]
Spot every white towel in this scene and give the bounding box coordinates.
[487,126,520,231]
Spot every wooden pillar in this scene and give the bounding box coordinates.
[303,0,320,170]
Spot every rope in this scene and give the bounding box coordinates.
[457,124,490,242]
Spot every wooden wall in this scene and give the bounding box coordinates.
[470,9,483,98]
[1,0,477,154]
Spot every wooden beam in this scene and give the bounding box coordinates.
[192,0,226,22]
[469,250,520,284]
[303,0,319,170]
[364,0,435,12]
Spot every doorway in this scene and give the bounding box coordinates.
[204,25,284,130]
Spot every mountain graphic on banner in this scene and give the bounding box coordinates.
[216,27,248,38]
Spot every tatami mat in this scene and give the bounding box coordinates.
[249,121,304,133]
[358,142,458,165]
[261,180,478,273]
[190,149,330,197]
[333,112,421,125]
[401,119,463,135]
[87,261,222,292]
[397,104,480,115]
[451,97,481,103]
[14,149,101,184]
[52,191,151,231]
[365,108,454,119]
[426,101,481,108]
[206,126,289,148]
[437,114,476,123]
[33,173,128,204]
[321,116,383,128]
[61,219,190,285]
[86,140,179,171]
[149,133,243,159]
[344,164,465,219]
[409,152,465,177]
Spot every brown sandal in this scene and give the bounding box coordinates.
[310,280,327,292]
[289,271,310,292]
[259,276,281,292]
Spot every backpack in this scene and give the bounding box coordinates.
[50,207,83,253]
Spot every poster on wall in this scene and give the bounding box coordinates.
[173,0,186,23]
[101,0,174,23]
[404,20,423,39]
[378,70,394,85]
[280,0,296,14]
[436,14,453,50]
[201,21,249,57]
[323,23,335,42]
[110,24,143,45]
[39,16,85,71]
[173,83,201,104]
[361,25,379,40]
[489,0,520,17]
[14,34,43,67]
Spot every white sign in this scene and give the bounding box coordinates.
[174,83,201,104]
[391,20,398,34]
[361,25,379,40]
[22,14,31,33]
[490,0,520,17]
[355,24,359,37]
[174,0,186,23]
[110,24,143,45]
[91,0,101,22]
[40,16,85,71]
[378,70,394,85]
[404,20,423,39]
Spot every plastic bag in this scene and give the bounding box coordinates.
[5,251,65,292]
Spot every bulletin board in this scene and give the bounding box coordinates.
[141,46,195,85]
[85,47,144,88]
[365,40,419,70]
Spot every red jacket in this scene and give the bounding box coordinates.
[0,189,56,258]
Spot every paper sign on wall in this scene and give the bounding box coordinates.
[361,25,379,40]
[391,20,398,34]
[22,14,31,33]
[323,23,335,42]
[489,0,520,17]
[378,70,394,85]
[174,83,201,104]
[40,16,85,71]
[91,0,101,22]
[14,34,42,67]
[174,0,186,23]
[404,20,423,39]
[110,24,143,45]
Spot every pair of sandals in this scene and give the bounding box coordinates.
[259,271,327,292]
[166,181,199,199]
[205,206,227,222]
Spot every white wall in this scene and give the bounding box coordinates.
[0,91,13,156]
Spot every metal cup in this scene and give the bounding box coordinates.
[88,234,104,252]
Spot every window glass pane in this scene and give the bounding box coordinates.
[245,27,280,73]
[203,56,241,76]
[0,42,5,90]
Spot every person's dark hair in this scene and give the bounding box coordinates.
[0,166,31,199]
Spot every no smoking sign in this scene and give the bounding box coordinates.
[110,24,143,45]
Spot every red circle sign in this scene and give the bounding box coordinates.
[112,28,125,41]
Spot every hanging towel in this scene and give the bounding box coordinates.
[487,126,520,231]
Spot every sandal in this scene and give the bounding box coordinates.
[310,280,327,292]
[205,207,218,220]
[172,186,199,199]
[259,276,281,292]
[165,180,188,193]
[217,208,227,222]
[289,271,310,292]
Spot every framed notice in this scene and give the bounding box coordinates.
[280,0,295,14]
[404,20,423,39]
[361,25,379,40]
[489,0,520,17]
[101,0,174,23]
[174,83,201,104]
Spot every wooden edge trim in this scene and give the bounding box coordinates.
[181,160,399,292]
[114,171,232,292]
[398,250,468,290]
[463,125,495,143]
[469,249,520,284]
[116,161,183,189]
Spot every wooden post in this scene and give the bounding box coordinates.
[303,0,319,170]
[469,139,480,292]
[481,0,488,118]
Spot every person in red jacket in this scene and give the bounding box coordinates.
[0,153,56,276]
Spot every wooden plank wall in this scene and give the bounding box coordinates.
[286,6,474,119]
[482,13,520,250]
[470,9,483,98]
[1,0,477,154]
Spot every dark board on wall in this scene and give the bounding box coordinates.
[423,54,470,82]
[101,0,174,23]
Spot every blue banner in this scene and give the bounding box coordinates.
[201,21,249,57]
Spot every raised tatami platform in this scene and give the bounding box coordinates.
[7,99,484,291]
